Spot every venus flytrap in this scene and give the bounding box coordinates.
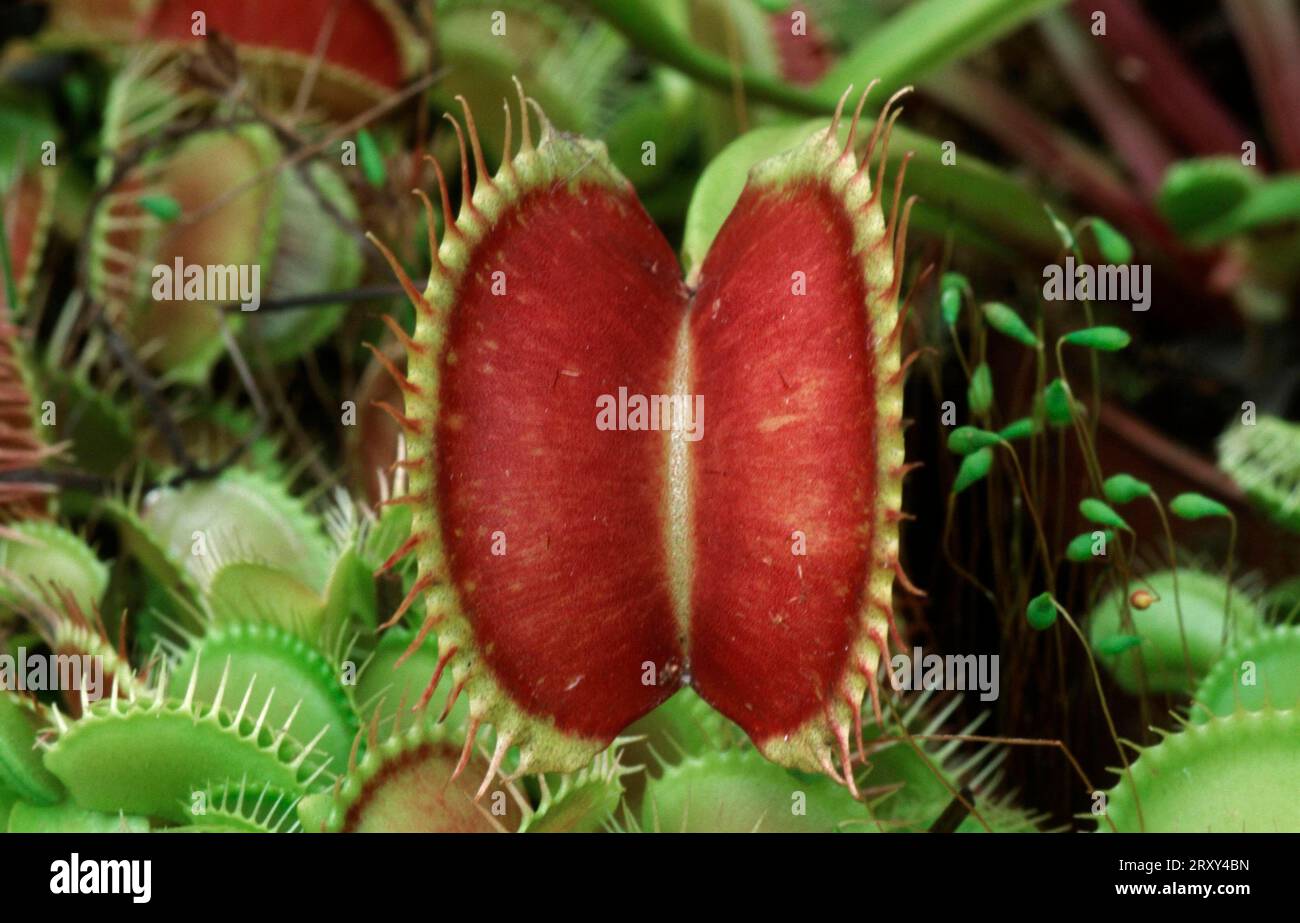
[5,9,1290,838]
[1218,415,1300,533]
[1191,624,1300,721]
[368,83,922,792]
[1097,709,1300,832]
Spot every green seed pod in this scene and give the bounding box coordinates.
[940,272,966,327]
[1088,569,1263,694]
[1043,378,1074,426]
[1079,497,1130,531]
[1102,473,1152,505]
[1066,529,1113,562]
[947,426,1000,455]
[1096,634,1142,656]
[1062,326,1131,351]
[967,362,993,415]
[1088,217,1133,264]
[1026,592,1057,630]
[981,301,1040,348]
[1169,492,1231,521]
[1044,204,1076,250]
[136,193,181,221]
[953,447,993,494]
[356,128,386,188]
[997,417,1037,442]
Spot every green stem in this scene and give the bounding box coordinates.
[999,440,1054,593]
[816,0,1069,104]
[1150,494,1194,691]
[581,0,829,113]
[1224,513,1239,647]
[1053,602,1145,833]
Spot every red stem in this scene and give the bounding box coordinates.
[1224,0,1300,170]
[922,67,1175,252]
[1039,11,1174,199]
[1068,0,1254,162]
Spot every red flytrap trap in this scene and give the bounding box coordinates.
[370,82,922,797]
